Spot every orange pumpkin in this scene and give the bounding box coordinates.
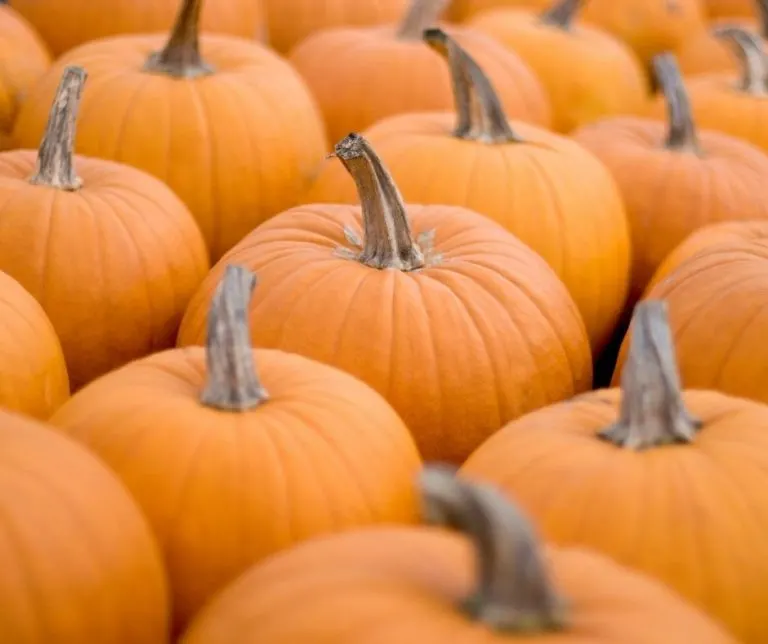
[182,467,736,643]
[463,300,768,643]
[288,0,551,143]
[0,66,209,390]
[177,133,593,464]
[51,264,422,631]
[0,271,68,419]
[0,408,169,642]
[448,0,550,22]
[468,0,648,133]
[573,53,768,308]
[12,0,328,261]
[11,0,266,56]
[306,30,629,356]
[705,0,755,19]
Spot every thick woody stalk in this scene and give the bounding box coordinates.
[540,0,585,30]
[713,26,768,95]
[653,53,700,154]
[397,0,449,39]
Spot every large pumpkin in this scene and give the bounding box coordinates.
[182,467,736,643]
[468,0,648,133]
[573,53,768,307]
[177,133,593,464]
[288,0,551,143]
[11,0,266,56]
[0,409,168,643]
[51,264,422,631]
[463,300,768,643]
[0,66,209,390]
[12,0,328,261]
[0,271,68,419]
[306,29,629,356]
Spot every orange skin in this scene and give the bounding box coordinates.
[11,0,267,56]
[12,35,328,262]
[50,346,422,631]
[448,0,550,22]
[0,151,209,390]
[177,203,593,464]
[0,271,69,419]
[306,118,630,356]
[182,524,735,643]
[0,409,169,643]
[704,0,755,20]
[675,19,758,77]
[289,24,551,143]
[462,389,768,643]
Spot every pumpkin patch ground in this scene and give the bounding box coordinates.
[3,0,768,641]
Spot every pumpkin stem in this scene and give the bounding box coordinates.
[200,264,269,411]
[330,133,431,271]
[424,28,523,144]
[420,467,568,633]
[29,66,86,191]
[540,0,584,30]
[397,0,449,40]
[143,0,214,79]
[713,26,768,95]
[600,301,702,450]
[653,53,700,154]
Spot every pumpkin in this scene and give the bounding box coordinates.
[705,0,755,19]
[448,0,550,22]
[462,300,768,643]
[11,0,266,56]
[265,0,408,54]
[0,271,68,419]
[177,132,593,464]
[0,65,209,390]
[50,264,422,631]
[12,0,328,262]
[181,467,736,643]
[572,53,768,308]
[0,408,169,642]
[306,30,629,356]
[468,0,648,133]
[288,0,551,143]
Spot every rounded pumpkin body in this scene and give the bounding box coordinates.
[0,409,168,643]
[462,388,768,643]
[12,35,328,261]
[0,151,209,390]
[675,19,757,77]
[177,203,593,464]
[0,271,68,419]
[448,0,550,22]
[289,24,551,143]
[11,0,266,56]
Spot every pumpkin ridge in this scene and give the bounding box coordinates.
[396,0,448,40]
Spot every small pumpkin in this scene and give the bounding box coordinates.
[182,467,736,644]
[11,0,266,56]
[51,264,422,631]
[288,0,551,143]
[306,29,630,356]
[0,271,68,419]
[573,53,768,307]
[12,0,328,261]
[463,300,768,644]
[0,408,169,643]
[705,0,755,19]
[468,0,648,133]
[0,66,209,390]
[178,133,593,464]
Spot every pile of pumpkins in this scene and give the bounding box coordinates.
[3,0,768,641]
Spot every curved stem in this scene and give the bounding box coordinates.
[540,0,584,30]
[420,467,567,632]
[200,264,269,411]
[424,28,523,144]
[653,53,700,154]
[143,0,214,78]
[397,0,448,40]
[29,66,86,191]
[600,301,702,450]
[330,133,429,271]
[713,26,768,94]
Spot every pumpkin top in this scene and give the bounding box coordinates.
[713,25,768,95]
[601,300,702,450]
[396,0,449,40]
[200,264,269,411]
[653,53,701,154]
[539,0,584,30]
[144,0,214,79]
[423,28,523,144]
